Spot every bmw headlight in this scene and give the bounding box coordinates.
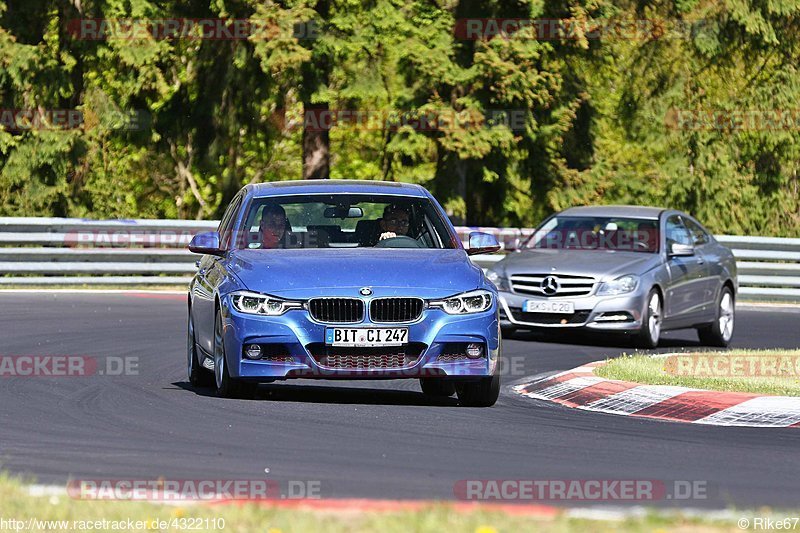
[486,270,510,291]
[597,275,640,296]
[429,289,493,314]
[230,291,303,316]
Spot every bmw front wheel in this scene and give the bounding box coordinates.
[420,378,456,397]
[500,326,517,338]
[214,308,253,399]
[456,372,500,407]
[188,309,213,387]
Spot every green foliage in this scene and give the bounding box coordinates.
[0,0,798,235]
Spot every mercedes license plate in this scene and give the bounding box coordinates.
[522,300,575,314]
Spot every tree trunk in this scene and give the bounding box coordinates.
[302,104,330,179]
[301,0,330,179]
[455,158,468,224]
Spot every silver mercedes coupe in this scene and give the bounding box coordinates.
[487,206,737,348]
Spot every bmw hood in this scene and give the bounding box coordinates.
[227,248,483,299]
[494,249,662,281]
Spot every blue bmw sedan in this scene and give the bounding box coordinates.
[187,180,502,406]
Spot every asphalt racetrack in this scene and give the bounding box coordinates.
[1,293,799,509]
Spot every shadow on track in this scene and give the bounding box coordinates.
[173,381,462,406]
[504,329,704,349]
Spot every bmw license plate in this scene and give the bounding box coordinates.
[523,300,575,314]
[325,327,408,347]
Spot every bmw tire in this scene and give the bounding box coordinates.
[214,308,254,399]
[456,371,500,407]
[188,309,214,388]
[420,378,456,397]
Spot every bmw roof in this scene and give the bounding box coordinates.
[248,179,428,197]
[558,205,667,219]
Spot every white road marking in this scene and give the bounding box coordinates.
[695,396,800,427]
[584,385,696,415]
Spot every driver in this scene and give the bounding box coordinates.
[378,205,411,241]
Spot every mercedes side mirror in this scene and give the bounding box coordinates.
[669,242,695,257]
[504,237,522,252]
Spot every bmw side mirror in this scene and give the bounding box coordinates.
[669,243,695,257]
[467,232,501,256]
[189,231,224,256]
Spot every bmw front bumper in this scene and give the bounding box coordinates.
[220,300,500,381]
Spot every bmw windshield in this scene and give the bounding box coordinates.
[232,194,457,250]
[525,216,659,253]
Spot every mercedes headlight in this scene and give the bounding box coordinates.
[230,291,303,316]
[597,275,639,296]
[486,270,510,291]
[429,289,493,314]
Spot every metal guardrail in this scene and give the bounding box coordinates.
[0,217,798,301]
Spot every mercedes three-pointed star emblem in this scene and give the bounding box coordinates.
[541,276,559,296]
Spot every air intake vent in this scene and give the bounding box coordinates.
[369,298,424,323]
[308,298,364,323]
[508,307,591,325]
[306,343,426,369]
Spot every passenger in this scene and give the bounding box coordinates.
[260,204,289,249]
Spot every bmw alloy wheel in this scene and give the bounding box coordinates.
[187,313,196,379]
[188,310,213,387]
[214,310,225,390]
